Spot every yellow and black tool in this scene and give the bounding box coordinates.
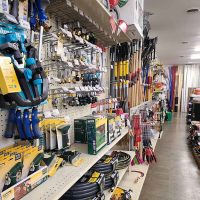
[111,187,132,200]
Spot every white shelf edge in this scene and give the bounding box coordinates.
[118,132,160,200]
[104,150,136,200]
[22,128,129,200]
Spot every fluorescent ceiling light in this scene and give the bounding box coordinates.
[191,54,200,59]
[195,46,200,51]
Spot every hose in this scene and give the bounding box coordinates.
[104,171,119,190]
[91,155,118,175]
[111,151,131,170]
[61,171,105,200]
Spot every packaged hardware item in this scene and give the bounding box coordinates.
[106,115,116,144]
[74,116,108,154]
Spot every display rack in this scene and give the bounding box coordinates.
[46,0,131,46]
[104,151,135,200]
[22,128,129,200]
[118,131,160,200]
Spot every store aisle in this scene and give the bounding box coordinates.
[140,113,200,200]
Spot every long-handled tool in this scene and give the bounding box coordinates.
[34,0,50,61]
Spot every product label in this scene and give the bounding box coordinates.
[0,57,21,94]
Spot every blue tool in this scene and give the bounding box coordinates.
[4,109,16,138]
[23,109,34,140]
[16,109,26,140]
[31,107,42,139]
[33,0,50,60]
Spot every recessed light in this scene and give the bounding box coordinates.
[181,41,188,44]
[195,46,200,51]
[187,8,200,13]
[191,54,200,59]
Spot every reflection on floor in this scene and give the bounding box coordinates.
[140,113,200,200]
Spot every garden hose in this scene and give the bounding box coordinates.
[104,170,119,190]
[111,151,131,170]
[91,155,118,175]
[61,171,105,200]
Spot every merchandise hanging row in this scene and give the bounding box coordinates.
[187,88,200,169]
[0,1,169,200]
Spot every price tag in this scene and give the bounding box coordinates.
[67,61,73,68]
[75,87,81,91]
[74,35,84,44]
[52,109,60,117]
[79,9,84,16]
[127,119,131,128]
[89,86,94,91]
[66,0,71,6]
[62,87,69,92]
[43,111,52,118]
[74,5,78,12]
[80,86,85,91]
[74,59,79,66]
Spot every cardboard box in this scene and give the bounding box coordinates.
[74,118,88,144]
[106,115,116,144]
[1,166,48,200]
[87,116,107,155]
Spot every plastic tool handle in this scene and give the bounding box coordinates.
[23,109,34,140]
[30,0,37,30]
[4,109,16,138]
[16,110,26,140]
[11,0,19,19]
[35,0,50,24]
[31,107,42,139]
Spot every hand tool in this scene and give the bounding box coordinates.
[4,108,16,138]
[23,109,34,140]
[10,0,19,19]
[111,187,132,200]
[16,109,26,140]
[31,107,43,138]
[34,0,50,61]
[29,0,37,43]
[131,170,144,183]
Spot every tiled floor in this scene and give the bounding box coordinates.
[140,113,200,200]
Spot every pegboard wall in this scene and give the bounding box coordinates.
[0,109,14,149]
[38,11,110,145]
[0,3,110,149]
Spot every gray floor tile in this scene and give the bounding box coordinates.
[140,113,200,200]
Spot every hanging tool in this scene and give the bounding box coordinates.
[4,108,16,138]
[23,109,34,140]
[16,109,26,140]
[30,0,37,43]
[32,107,43,138]
[34,0,50,61]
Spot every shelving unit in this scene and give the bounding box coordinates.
[104,151,135,200]
[22,128,129,200]
[46,0,131,46]
[118,131,160,200]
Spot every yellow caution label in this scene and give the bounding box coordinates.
[88,177,97,183]
[92,171,100,178]
[0,57,21,95]
[104,157,112,164]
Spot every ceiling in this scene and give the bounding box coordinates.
[144,0,200,65]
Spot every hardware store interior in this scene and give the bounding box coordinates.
[0,0,200,200]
